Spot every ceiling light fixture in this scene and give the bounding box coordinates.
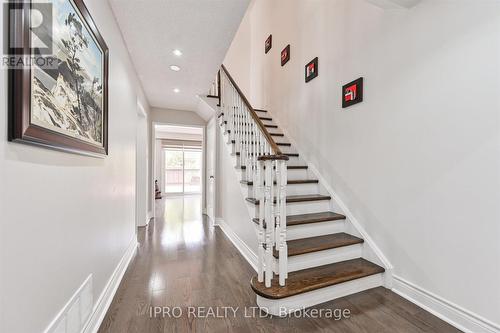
[172,49,183,57]
[173,88,180,93]
[170,65,181,72]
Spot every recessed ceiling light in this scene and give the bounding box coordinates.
[173,49,183,57]
[173,88,180,93]
[170,65,181,72]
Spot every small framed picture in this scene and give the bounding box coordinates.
[281,45,290,66]
[305,57,318,82]
[342,77,364,108]
[265,35,272,54]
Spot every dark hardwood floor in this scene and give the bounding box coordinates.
[98,195,461,333]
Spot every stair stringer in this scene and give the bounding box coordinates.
[266,117,394,288]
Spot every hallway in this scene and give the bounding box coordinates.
[98,196,460,333]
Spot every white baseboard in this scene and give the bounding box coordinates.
[147,211,153,221]
[83,238,138,333]
[392,275,500,333]
[215,218,258,272]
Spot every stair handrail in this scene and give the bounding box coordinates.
[220,65,284,157]
[218,64,289,288]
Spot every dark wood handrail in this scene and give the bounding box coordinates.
[221,64,283,156]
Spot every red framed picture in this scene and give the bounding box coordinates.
[342,77,364,108]
[305,57,318,82]
[265,35,272,54]
[281,45,290,66]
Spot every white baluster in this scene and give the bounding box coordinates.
[219,66,288,287]
[277,159,288,285]
[245,111,251,181]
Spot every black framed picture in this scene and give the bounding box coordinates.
[265,35,272,54]
[281,45,290,66]
[8,0,109,156]
[305,57,318,82]
[342,77,364,108]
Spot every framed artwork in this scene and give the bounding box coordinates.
[305,57,318,82]
[8,0,109,156]
[342,77,364,108]
[281,45,290,66]
[265,35,272,54]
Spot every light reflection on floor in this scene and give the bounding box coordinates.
[160,195,204,249]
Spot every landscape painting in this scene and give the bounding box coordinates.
[9,0,109,156]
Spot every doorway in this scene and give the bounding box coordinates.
[164,145,202,194]
[153,124,205,215]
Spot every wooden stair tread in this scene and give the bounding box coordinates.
[207,94,219,99]
[250,258,385,299]
[275,233,363,258]
[239,165,307,170]
[288,165,308,169]
[252,211,345,228]
[259,117,272,121]
[254,109,267,113]
[222,122,277,128]
[286,211,346,225]
[246,194,331,205]
[242,179,318,186]
[226,130,284,136]
[235,151,296,157]
[231,140,290,146]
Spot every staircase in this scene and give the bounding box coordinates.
[215,65,387,316]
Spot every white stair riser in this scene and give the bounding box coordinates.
[273,244,363,272]
[235,155,302,166]
[249,200,331,217]
[256,274,384,316]
[285,200,331,216]
[244,183,319,197]
[285,169,309,180]
[242,168,309,180]
[286,220,346,240]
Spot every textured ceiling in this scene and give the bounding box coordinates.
[109,0,250,111]
[365,0,421,8]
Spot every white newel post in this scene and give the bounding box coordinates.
[257,159,265,283]
[264,158,274,288]
[278,159,288,285]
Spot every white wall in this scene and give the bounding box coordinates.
[0,1,150,332]
[151,107,207,127]
[224,0,500,327]
[216,121,258,253]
